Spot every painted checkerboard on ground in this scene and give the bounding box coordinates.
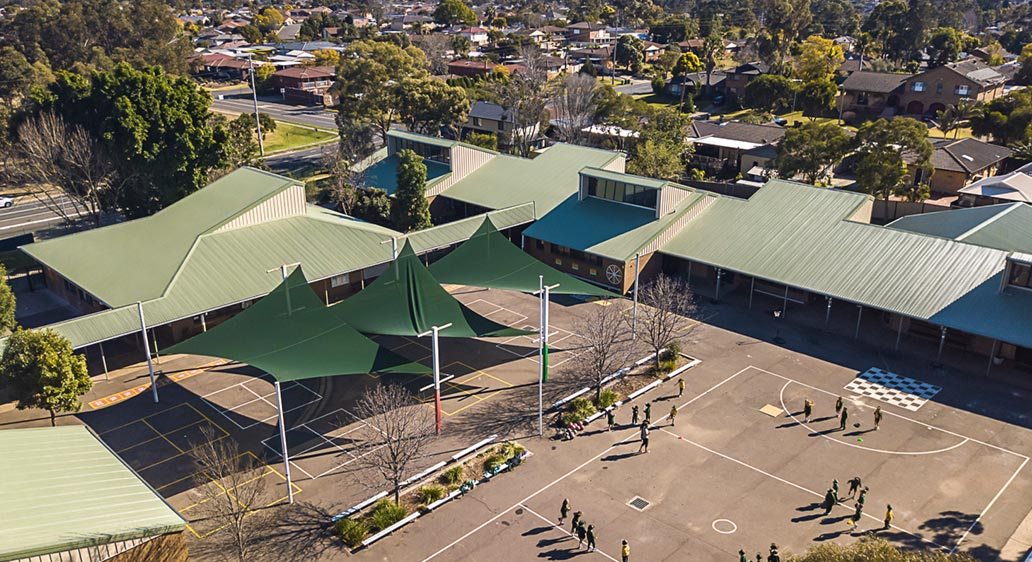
[844,368,942,412]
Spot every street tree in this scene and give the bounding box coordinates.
[354,384,437,503]
[672,52,702,111]
[565,300,636,403]
[794,35,844,83]
[798,78,838,118]
[41,63,229,218]
[637,275,697,370]
[614,35,645,74]
[434,0,477,26]
[7,111,122,226]
[393,149,432,232]
[490,46,550,157]
[970,90,1031,145]
[743,74,800,113]
[0,329,91,426]
[333,40,431,144]
[853,117,933,201]
[190,426,273,562]
[774,121,851,184]
[551,73,599,145]
[397,79,471,137]
[0,265,15,334]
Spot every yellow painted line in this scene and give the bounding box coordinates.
[116,419,205,454]
[88,360,228,410]
[98,402,189,435]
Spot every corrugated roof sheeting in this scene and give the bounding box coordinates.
[886,204,1015,240]
[440,143,624,216]
[406,203,535,253]
[888,203,1032,255]
[662,181,1032,348]
[0,426,186,560]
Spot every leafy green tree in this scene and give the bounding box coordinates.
[853,117,933,201]
[650,15,697,44]
[627,108,690,180]
[786,537,975,561]
[614,35,645,74]
[743,74,800,113]
[434,0,478,26]
[1016,43,1032,86]
[774,121,851,184]
[755,0,813,71]
[393,150,432,232]
[927,27,978,67]
[794,35,844,83]
[580,58,599,77]
[41,63,229,218]
[862,0,916,65]
[333,40,431,143]
[219,115,263,170]
[0,329,91,426]
[396,79,471,136]
[253,7,285,35]
[0,265,15,335]
[970,89,1032,145]
[699,19,725,96]
[798,79,838,118]
[465,132,498,150]
[806,0,859,37]
[627,139,684,180]
[673,52,702,111]
[354,188,393,226]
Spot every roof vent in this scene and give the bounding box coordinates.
[962,154,974,162]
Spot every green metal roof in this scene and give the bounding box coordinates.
[388,129,459,149]
[440,143,624,217]
[524,191,707,262]
[660,180,1032,348]
[888,203,1032,254]
[362,154,452,195]
[580,167,668,190]
[21,168,299,307]
[0,426,186,561]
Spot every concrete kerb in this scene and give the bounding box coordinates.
[584,355,700,423]
[551,351,663,411]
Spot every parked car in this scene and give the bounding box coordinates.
[0,196,14,208]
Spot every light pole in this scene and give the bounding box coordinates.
[247,53,265,156]
[533,277,559,435]
[418,323,453,434]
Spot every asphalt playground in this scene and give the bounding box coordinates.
[9,284,1030,560]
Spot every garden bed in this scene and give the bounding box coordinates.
[333,440,530,552]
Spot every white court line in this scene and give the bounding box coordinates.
[750,366,1029,460]
[777,381,971,456]
[950,456,1029,553]
[657,427,946,550]
[518,503,619,561]
[423,365,741,562]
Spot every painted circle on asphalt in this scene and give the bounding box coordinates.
[712,519,737,534]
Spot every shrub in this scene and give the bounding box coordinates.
[369,500,407,531]
[662,341,682,361]
[498,441,525,460]
[596,388,619,409]
[483,452,507,472]
[563,397,596,424]
[418,484,447,505]
[441,465,464,488]
[334,518,369,548]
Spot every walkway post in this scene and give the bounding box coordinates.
[533,278,560,436]
[98,342,109,380]
[200,313,207,332]
[894,318,904,350]
[782,285,789,318]
[824,297,832,327]
[854,305,863,339]
[714,268,722,301]
[419,323,453,434]
[748,278,755,309]
[936,326,947,364]
[247,53,264,156]
[632,252,640,338]
[986,339,998,377]
[137,301,158,403]
[274,380,293,504]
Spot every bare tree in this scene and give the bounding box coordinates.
[492,45,550,157]
[190,426,273,562]
[637,274,698,369]
[6,111,123,227]
[551,73,599,145]
[564,300,637,403]
[353,383,437,503]
[411,33,453,75]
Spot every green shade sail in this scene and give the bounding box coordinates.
[164,267,430,381]
[332,241,533,338]
[429,216,617,297]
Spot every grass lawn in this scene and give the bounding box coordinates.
[263,123,337,153]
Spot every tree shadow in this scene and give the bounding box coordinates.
[914,510,983,549]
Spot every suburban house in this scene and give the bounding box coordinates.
[666,71,726,97]
[642,41,666,62]
[462,100,542,150]
[568,46,613,69]
[687,119,787,173]
[459,26,490,46]
[1,426,188,562]
[899,59,1007,116]
[957,161,1032,206]
[923,138,1014,195]
[448,59,499,76]
[565,22,610,44]
[723,62,770,99]
[838,71,912,118]
[271,66,336,105]
[194,53,253,81]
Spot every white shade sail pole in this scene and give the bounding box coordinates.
[137,301,158,403]
[419,323,453,435]
[274,381,293,504]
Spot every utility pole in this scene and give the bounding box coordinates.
[248,53,265,156]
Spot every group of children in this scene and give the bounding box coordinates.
[802,396,883,433]
[823,476,893,531]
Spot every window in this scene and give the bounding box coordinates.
[1009,263,1032,290]
[330,273,350,288]
[535,239,545,250]
[585,176,659,209]
[589,268,598,276]
[554,258,562,265]
[856,92,869,106]
[935,82,943,95]
[471,117,481,127]
[955,84,970,96]
[571,263,580,271]
[912,81,925,92]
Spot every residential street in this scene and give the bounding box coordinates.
[211,91,338,129]
[0,195,84,237]
[265,143,336,172]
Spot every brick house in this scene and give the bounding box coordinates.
[838,71,912,118]
[565,22,610,44]
[917,138,1014,195]
[448,59,499,77]
[723,62,769,99]
[271,66,335,105]
[898,60,1007,116]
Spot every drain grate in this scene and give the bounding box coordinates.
[628,496,650,511]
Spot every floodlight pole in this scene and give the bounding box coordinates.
[248,53,264,156]
[274,380,294,503]
[533,276,559,436]
[419,323,453,434]
[137,301,159,403]
[632,252,641,338]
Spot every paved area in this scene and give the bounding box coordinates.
[0,194,82,237]
[212,94,337,129]
[1,285,1031,561]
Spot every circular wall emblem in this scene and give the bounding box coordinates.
[605,264,623,285]
[712,519,737,534]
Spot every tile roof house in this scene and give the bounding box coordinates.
[838,71,913,118]
[688,119,787,172]
[271,66,336,105]
[899,59,1008,116]
[958,161,1032,205]
[723,62,770,99]
[927,138,1014,193]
